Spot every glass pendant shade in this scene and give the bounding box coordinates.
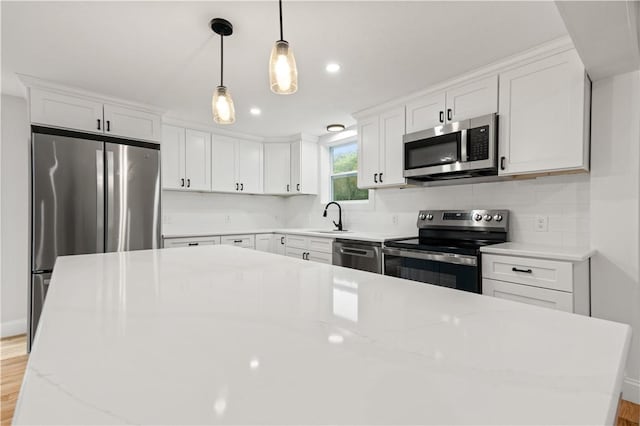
[269,40,298,94]
[212,85,235,124]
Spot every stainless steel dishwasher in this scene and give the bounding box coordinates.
[333,239,382,274]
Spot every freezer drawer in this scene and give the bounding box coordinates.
[29,273,52,351]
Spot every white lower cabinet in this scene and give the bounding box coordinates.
[163,236,221,248]
[273,234,286,255]
[255,234,274,252]
[482,253,589,315]
[221,235,256,249]
[285,235,333,265]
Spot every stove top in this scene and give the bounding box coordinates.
[385,209,509,255]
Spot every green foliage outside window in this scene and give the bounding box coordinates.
[330,142,368,202]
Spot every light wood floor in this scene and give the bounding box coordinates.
[1,334,638,425]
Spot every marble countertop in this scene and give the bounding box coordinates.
[480,242,596,262]
[16,246,629,425]
[163,228,415,243]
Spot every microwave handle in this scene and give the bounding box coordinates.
[460,129,468,162]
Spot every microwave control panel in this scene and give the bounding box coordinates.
[466,125,490,161]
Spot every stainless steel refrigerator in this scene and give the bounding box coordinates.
[30,126,161,350]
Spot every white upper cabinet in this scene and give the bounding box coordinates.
[405,76,498,134]
[29,88,162,142]
[161,125,186,190]
[161,125,211,191]
[211,135,239,193]
[184,129,212,191]
[498,49,590,176]
[237,140,263,194]
[103,104,161,142]
[357,106,406,189]
[405,91,446,134]
[291,139,318,194]
[264,143,292,194]
[357,116,380,188]
[30,89,104,134]
[211,136,263,194]
[445,75,498,122]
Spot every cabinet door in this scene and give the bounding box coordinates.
[379,107,406,186]
[264,143,291,194]
[285,247,307,260]
[273,233,287,255]
[445,75,498,122]
[405,91,446,133]
[184,129,211,191]
[103,104,161,142]
[255,234,273,252]
[161,125,186,190]
[290,141,301,192]
[357,115,380,189]
[483,278,573,312]
[285,235,307,250]
[237,140,263,194]
[307,250,333,265]
[297,140,318,194]
[30,88,104,134]
[498,50,588,176]
[211,135,238,192]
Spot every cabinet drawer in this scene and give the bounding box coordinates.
[163,236,221,248]
[286,247,306,260]
[286,235,307,250]
[307,237,333,254]
[307,250,333,265]
[482,254,573,292]
[221,234,255,249]
[483,278,573,313]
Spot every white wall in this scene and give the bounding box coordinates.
[162,190,286,235]
[0,95,29,337]
[590,70,640,403]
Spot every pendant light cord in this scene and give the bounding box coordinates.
[220,35,224,86]
[279,0,284,41]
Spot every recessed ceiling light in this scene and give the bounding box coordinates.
[250,107,261,116]
[326,63,341,73]
[327,124,345,132]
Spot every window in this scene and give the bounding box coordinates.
[330,142,368,202]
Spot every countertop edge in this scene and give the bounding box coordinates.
[162,229,414,243]
[480,244,596,262]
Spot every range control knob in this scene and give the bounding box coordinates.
[419,213,427,220]
[493,214,503,222]
[426,214,434,221]
[474,213,482,221]
[484,214,492,221]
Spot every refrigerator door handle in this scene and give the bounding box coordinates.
[96,150,104,252]
[106,150,115,241]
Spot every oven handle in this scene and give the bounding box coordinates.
[383,247,477,266]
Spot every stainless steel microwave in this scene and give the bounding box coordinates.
[403,113,497,181]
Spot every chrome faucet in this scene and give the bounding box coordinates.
[323,202,343,231]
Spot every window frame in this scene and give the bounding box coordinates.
[328,140,369,204]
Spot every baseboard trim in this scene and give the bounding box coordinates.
[0,318,27,338]
[623,376,640,404]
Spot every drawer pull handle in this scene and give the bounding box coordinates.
[512,267,532,273]
[188,242,199,246]
[233,239,243,243]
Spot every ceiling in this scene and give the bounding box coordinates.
[2,1,567,138]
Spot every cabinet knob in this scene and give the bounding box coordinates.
[236,183,239,191]
[187,178,190,188]
[97,119,101,130]
[286,184,290,192]
[240,183,244,191]
[500,156,506,170]
[106,120,111,132]
[447,108,452,121]
[439,111,444,123]
[297,183,300,191]
[374,173,378,183]
[379,172,383,183]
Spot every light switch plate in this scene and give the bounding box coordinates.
[535,215,548,232]
[392,215,399,225]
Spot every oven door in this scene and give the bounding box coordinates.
[383,247,480,293]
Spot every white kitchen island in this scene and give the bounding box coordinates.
[15,246,631,425]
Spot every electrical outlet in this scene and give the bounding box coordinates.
[163,215,172,224]
[224,215,231,224]
[392,215,399,225]
[535,215,548,232]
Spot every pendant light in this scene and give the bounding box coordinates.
[269,0,298,94]
[210,18,236,124]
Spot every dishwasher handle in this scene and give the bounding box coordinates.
[339,247,375,258]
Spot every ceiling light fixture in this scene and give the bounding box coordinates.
[326,63,341,73]
[327,124,345,132]
[250,107,261,116]
[269,0,298,94]
[210,18,236,125]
